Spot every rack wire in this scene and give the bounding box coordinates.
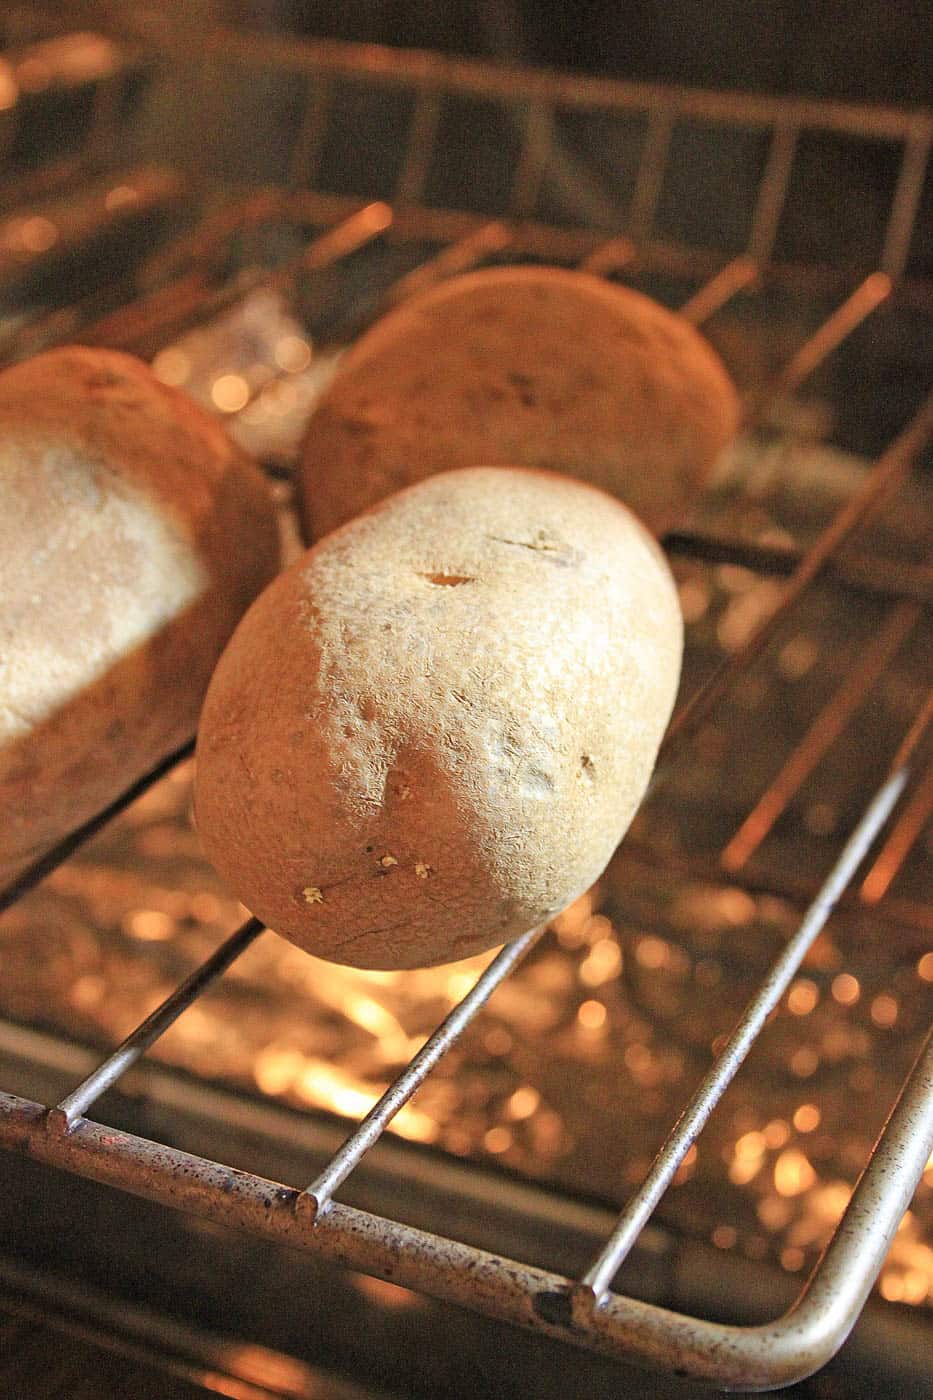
[0,21,931,1392]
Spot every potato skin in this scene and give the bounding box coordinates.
[195,466,682,969]
[0,346,280,886]
[299,264,739,541]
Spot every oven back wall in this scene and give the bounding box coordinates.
[225,0,933,104]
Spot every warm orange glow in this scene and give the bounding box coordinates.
[678,577,710,623]
[69,974,106,1011]
[735,1131,767,1160]
[582,914,614,945]
[777,635,818,680]
[579,937,622,986]
[757,1195,792,1231]
[274,334,312,373]
[635,935,670,970]
[392,1104,439,1143]
[253,1046,304,1096]
[124,909,175,941]
[870,993,899,1028]
[831,973,860,1005]
[12,740,931,1316]
[211,373,250,413]
[774,1149,817,1197]
[716,581,783,655]
[221,1345,313,1392]
[718,888,758,925]
[25,216,58,252]
[577,999,607,1030]
[793,1103,821,1133]
[764,1119,791,1149]
[900,1270,930,1305]
[442,971,473,1005]
[484,1125,512,1154]
[105,184,140,211]
[790,1047,819,1077]
[355,1275,421,1310]
[259,1049,439,1142]
[877,1220,933,1308]
[623,1042,663,1088]
[861,766,933,904]
[14,59,51,93]
[199,1374,268,1400]
[730,1130,766,1185]
[551,888,597,947]
[506,1086,541,1120]
[0,63,16,110]
[484,1026,512,1056]
[1,215,58,253]
[342,993,406,1041]
[189,892,222,922]
[787,979,819,1015]
[296,1061,373,1118]
[809,1181,851,1225]
[29,33,117,84]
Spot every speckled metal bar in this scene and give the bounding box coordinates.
[1,1024,929,1390]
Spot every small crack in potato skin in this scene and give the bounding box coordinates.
[299,265,739,543]
[195,467,682,970]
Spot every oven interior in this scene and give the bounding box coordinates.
[0,7,931,1399]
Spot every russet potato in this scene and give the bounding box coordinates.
[0,346,279,887]
[300,264,739,541]
[195,466,682,969]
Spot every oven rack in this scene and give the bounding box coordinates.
[0,24,932,1392]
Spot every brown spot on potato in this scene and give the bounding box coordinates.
[418,572,475,587]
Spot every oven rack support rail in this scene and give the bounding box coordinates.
[171,21,933,291]
[0,26,932,1392]
[1,718,931,1390]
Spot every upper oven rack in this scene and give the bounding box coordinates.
[0,22,931,1393]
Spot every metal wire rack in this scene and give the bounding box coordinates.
[0,20,931,1393]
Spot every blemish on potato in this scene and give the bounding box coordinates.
[418,572,475,587]
[302,886,324,904]
[379,854,398,868]
[487,532,581,567]
[415,862,432,879]
[520,767,554,798]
